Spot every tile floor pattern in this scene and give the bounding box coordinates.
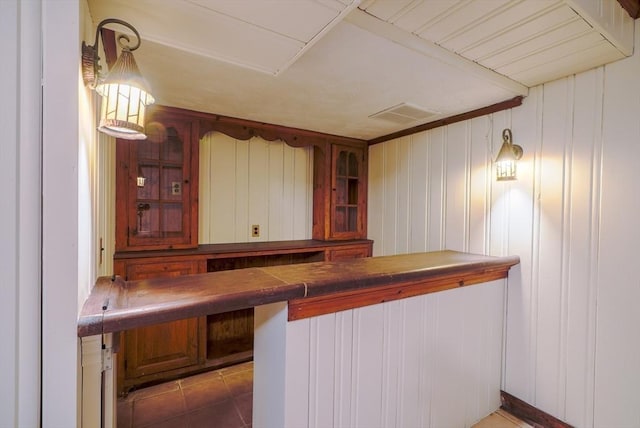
[118,360,530,428]
[117,361,253,428]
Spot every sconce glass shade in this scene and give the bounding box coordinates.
[495,129,523,181]
[82,19,154,140]
[95,49,155,140]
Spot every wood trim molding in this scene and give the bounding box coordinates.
[367,96,524,146]
[500,390,574,428]
[288,265,510,321]
[617,0,640,18]
[147,105,367,150]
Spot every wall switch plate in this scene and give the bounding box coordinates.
[252,224,260,237]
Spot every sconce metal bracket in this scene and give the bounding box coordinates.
[82,18,142,88]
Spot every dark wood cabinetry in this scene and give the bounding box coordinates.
[114,106,372,394]
[115,108,199,251]
[114,240,372,394]
[313,142,368,240]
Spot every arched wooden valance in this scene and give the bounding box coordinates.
[145,105,366,151]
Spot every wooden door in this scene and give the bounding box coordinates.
[115,107,199,251]
[120,260,205,391]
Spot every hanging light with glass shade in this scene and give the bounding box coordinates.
[82,18,155,140]
[495,128,523,181]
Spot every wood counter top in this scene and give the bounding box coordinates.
[78,250,520,337]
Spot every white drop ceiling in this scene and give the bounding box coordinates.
[86,0,635,140]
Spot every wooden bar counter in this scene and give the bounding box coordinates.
[78,250,520,338]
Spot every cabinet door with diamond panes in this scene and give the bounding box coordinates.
[116,110,198,251]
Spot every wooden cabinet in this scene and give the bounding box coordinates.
[113,106,373,394]
[114,258,206,394]
[115,107,199,251]
[313,142,368,240]
[114,240,371,394]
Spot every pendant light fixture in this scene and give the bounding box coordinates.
[82,18,155,140]
[495,128,523,181]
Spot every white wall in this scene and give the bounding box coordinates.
[40,0,84,426]
[368,20,640,427]
[199,132,313,243]
[255,279,506,428]
[0,1,42,426]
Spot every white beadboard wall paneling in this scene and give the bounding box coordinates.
[367,143,385,255]
[396,297,426,427]
[381,301,402,427]
[199,132,312,244]
[235,139,251,241]
[333,311,354,427]
[268,142,285,240]
[255,281,507,427]
[409,132,429,253]
[351,304,385,427]
[444,121,470,252]
[429,286,467,428]
[594,38,640,426]
[503,84,543,404]
[381,139,400,256]
[564,67,604,427]
[396,137,412,255]
[249,138,270,240]
[427,128,446,251]
[534,77,573,418]
[367,23,640,425]
[488,109,512,258]
[420,295,439,427]
[468,116,491,256]
[292,144,313,239]
[309,314,337,428]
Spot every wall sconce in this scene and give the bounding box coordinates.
[82,18,155,140]
[495,128,523,181]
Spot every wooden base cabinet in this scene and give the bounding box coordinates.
[124,318,206,380]
[115,258,206,395]
[114,239,372,395]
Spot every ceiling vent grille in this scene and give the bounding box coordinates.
[370,103,439,124]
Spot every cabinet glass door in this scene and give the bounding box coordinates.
[133,127,184,237]
[332,145,363,237]
[121,120,194,249]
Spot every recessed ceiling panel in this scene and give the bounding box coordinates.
[186,0,345,42]
[360,0,632,87]
[88,0,360,75]
[87,0,634,140]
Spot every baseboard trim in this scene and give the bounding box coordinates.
[500,390,574,428]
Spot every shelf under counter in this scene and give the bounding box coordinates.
[113,239,374,262]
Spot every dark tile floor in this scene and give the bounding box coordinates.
[117,361,253,428]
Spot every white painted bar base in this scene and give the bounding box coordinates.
[254,279,506,428]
